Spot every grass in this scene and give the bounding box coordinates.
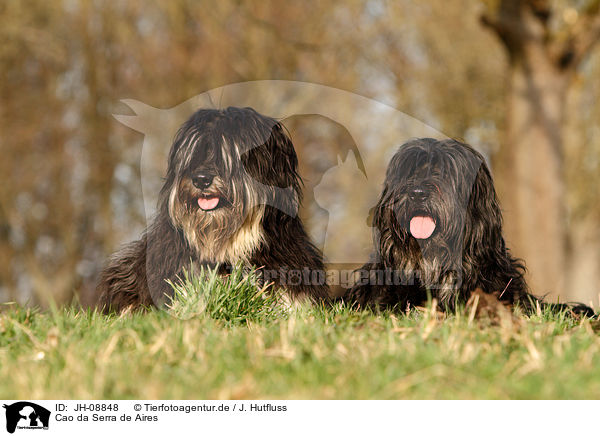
[1,266,599,399]
[166,266,286,323]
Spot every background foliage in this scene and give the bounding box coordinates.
[1,0,599,307]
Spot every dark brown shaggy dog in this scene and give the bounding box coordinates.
[97,107,329,312]
[346,138,594,316]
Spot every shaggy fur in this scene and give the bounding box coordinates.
[97,107,329,312]
[346,138,593,316]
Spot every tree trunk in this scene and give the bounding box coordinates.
[483,0,600,299]
[498,45,569,297]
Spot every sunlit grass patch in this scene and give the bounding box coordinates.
[166,265,286,324]
[0,276,599,399]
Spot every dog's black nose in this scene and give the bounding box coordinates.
[192,173,214,190]
[408,187,429,202]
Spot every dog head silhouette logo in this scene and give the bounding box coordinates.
[3,402,50,433]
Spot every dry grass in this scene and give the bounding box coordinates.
[1,271,599,399]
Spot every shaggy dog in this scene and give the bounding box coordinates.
[97,107,329,312]
[346,138,593,315]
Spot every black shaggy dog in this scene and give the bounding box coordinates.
[97,107,329,312]
[346,138,593,315]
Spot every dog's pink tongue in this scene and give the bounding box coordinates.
[198,196,220,211]
[410,216,436,239]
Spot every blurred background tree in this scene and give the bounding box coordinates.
[0,0,598,307]
[481,0,600,302]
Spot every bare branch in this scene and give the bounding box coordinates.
[480,10,521,52]
[573,5,600,64]
[480,0,550,55]
[558,0,600,68]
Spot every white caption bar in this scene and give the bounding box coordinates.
[0,400,595,435]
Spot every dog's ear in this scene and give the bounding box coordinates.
[464,164,504,256]
[241,123,301,192]
[371,187,408,266]
[267,124,301,191]
[238,122,302,218]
